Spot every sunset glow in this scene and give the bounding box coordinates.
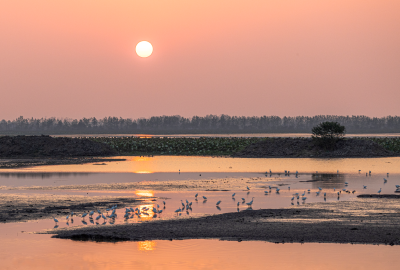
[2,1,400,269]
[0,0,398,119]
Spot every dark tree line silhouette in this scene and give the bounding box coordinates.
[1,115,400,134]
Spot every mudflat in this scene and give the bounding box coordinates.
[0,157,125,169]
[49,198,400,246]
[0,193,154,223]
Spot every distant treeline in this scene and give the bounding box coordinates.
[1,115,400,134]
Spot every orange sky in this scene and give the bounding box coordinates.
[0,0,399,120]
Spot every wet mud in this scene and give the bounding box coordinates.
[49,199,400,246]
[357,194,400,198]
[0,193,154,223]
[0,157,126,169]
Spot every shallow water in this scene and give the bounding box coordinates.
[2,221,399,270]
[1,156,400,269]
[3,156,400,174]
[1,172,398,229]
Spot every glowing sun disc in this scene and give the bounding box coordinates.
[136,41,153,58]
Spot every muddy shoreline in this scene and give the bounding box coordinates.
[0,193,155,223]
[49,199,400,245]
[0,157,126,169]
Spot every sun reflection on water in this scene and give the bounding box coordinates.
[135,190,154,197]
[138,204,155,220]
[137,241,156,251]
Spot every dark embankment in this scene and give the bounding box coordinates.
[357,194,400,198]
[233,138,397,158]
[0,135,117,158]
[51,199,400,245]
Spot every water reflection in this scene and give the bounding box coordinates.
[137,241,156,251]
[135,190,154,197]
[307,174,346,189]
[138,204,155,220]
[4,156,400,174]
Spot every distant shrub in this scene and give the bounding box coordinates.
[312,122,346,150]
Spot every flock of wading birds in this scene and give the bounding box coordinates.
[53,170,399,226]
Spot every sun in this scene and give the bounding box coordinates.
[136,41,153,58]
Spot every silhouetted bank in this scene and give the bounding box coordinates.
[233,138,398,158]
[0,135,117,158]
[0,136,399,160]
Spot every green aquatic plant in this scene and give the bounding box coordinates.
[87,136,400,156]
[369,137,400,153]
[89,137,263,156]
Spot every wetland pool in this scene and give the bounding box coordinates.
[1,156,400,269]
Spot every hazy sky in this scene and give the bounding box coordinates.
[1,0,399,120]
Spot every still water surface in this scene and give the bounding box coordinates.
[3,155,400,174]
[1,156,400,269]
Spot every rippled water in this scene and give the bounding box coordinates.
[1,156,400,269]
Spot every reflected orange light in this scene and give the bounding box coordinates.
[132,156,151,162]
[137,241,156,251]
[134,170,153,174]
[138,204,156,220]
[135,190,154,197]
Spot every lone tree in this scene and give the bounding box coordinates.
[312,121,346,149]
